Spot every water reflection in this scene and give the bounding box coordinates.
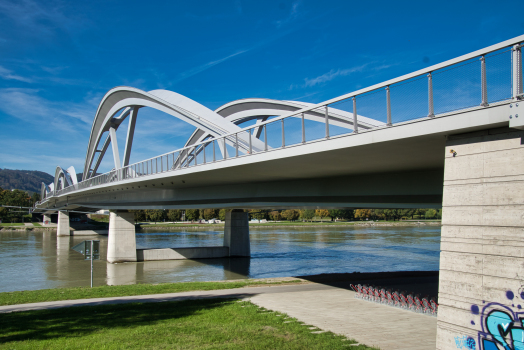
[0,226,440,292]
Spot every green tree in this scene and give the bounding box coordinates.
[425,209,437,219]
[202,209,219,220]
[185,209,200,222]
[300,209,315,222]
[146,209,164,223]
[249,209,268,222]
[166,209,182,222]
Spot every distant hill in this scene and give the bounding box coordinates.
[0,169,54,194]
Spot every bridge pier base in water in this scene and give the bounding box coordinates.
[436,128,524,349]
[224,210,250,257]
[107,210,137,263]
[57,211,70,236]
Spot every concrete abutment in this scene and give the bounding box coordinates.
[436,127,524,349]
[224,210,250,257]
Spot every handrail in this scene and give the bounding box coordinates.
[39,34,524,203]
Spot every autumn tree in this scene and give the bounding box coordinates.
[281,209,300,221]
[268,210,281,221]
[354,209,371,220]
[249,209,268,222]
[315,209,329,222]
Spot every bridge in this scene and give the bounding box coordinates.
[34,35,524,350]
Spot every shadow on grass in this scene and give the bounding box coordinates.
[0,298,227,344]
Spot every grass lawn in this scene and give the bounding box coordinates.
[0,222,24,227]
[0,299,375,349]
[0,280,303,306]
[32,222,42,227]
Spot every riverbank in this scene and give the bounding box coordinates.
[0,219,441,232]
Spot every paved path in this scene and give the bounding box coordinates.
[0,283,436,350]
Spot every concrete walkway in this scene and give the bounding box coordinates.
[0,283,436,350]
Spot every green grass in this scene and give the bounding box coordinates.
[0,222,24,227]
[0,280,303,306]
[32,222,42,227]
[0,299,376,349]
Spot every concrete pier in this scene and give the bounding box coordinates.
[43,214,51,225]
[436,127,524,349]
[107,211,137,263]
[224,210,250,257]
[56,211,70,236]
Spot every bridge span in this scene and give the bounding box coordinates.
[33,35,524,350]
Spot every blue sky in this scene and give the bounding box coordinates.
[0,0,522,176]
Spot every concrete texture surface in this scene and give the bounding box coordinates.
[107,211,137,263]
[0,282,437,349]
[436,127,524,350]
[56,211,70,236]
[224,211,250,256]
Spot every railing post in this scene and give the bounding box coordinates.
[352,97,358,133]
[428,72,435,117]
[213,140,216,162]
[301,112,305,143]
[156,158,158,173]
[235,133,239,157]
[264,124,268,151]
[194,147,197,166]
[281,119,285,148]
[325,106,329,138]
[249,131,252,154]
[203,143,206,164]
[186,149,189,168]
[223,137,227,160]
[386,86,392,126]
[513,44,523,100]
[480,55,489,106]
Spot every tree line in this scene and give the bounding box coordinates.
[0,186,40,223]
[126,208,442,224]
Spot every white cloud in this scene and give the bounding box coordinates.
[0,65,32,83]
[304,64,369,88]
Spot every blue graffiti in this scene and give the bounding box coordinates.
[455,335,476,349]
[478,301,524,350]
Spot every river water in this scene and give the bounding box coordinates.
[0,225,440,293]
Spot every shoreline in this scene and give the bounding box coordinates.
[0,220,442,232]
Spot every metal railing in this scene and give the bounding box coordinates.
[40,35,524,204]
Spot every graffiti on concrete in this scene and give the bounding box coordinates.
[473,289,524,350]
[455,335,476,349]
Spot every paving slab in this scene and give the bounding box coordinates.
[248,286,437,350]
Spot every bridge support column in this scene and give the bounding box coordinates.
[107,210,137,263]
[57,211,70,236]
[224,210,250,257]
[43,214,51,225]
[436,128,524,349]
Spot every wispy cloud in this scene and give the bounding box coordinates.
[303,64,369,88]
[0,65,32,83]
[172,50,249,85]
[0,88,96,126]
[0,0,79,33]
[275,0,301,28]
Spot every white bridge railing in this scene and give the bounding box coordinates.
[39,35,524,204]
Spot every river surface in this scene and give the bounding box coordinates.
[0,225,441,292]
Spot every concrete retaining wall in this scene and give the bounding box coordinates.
[136,247,229,261]
[436,127,524,350]
[72,230,108,236]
